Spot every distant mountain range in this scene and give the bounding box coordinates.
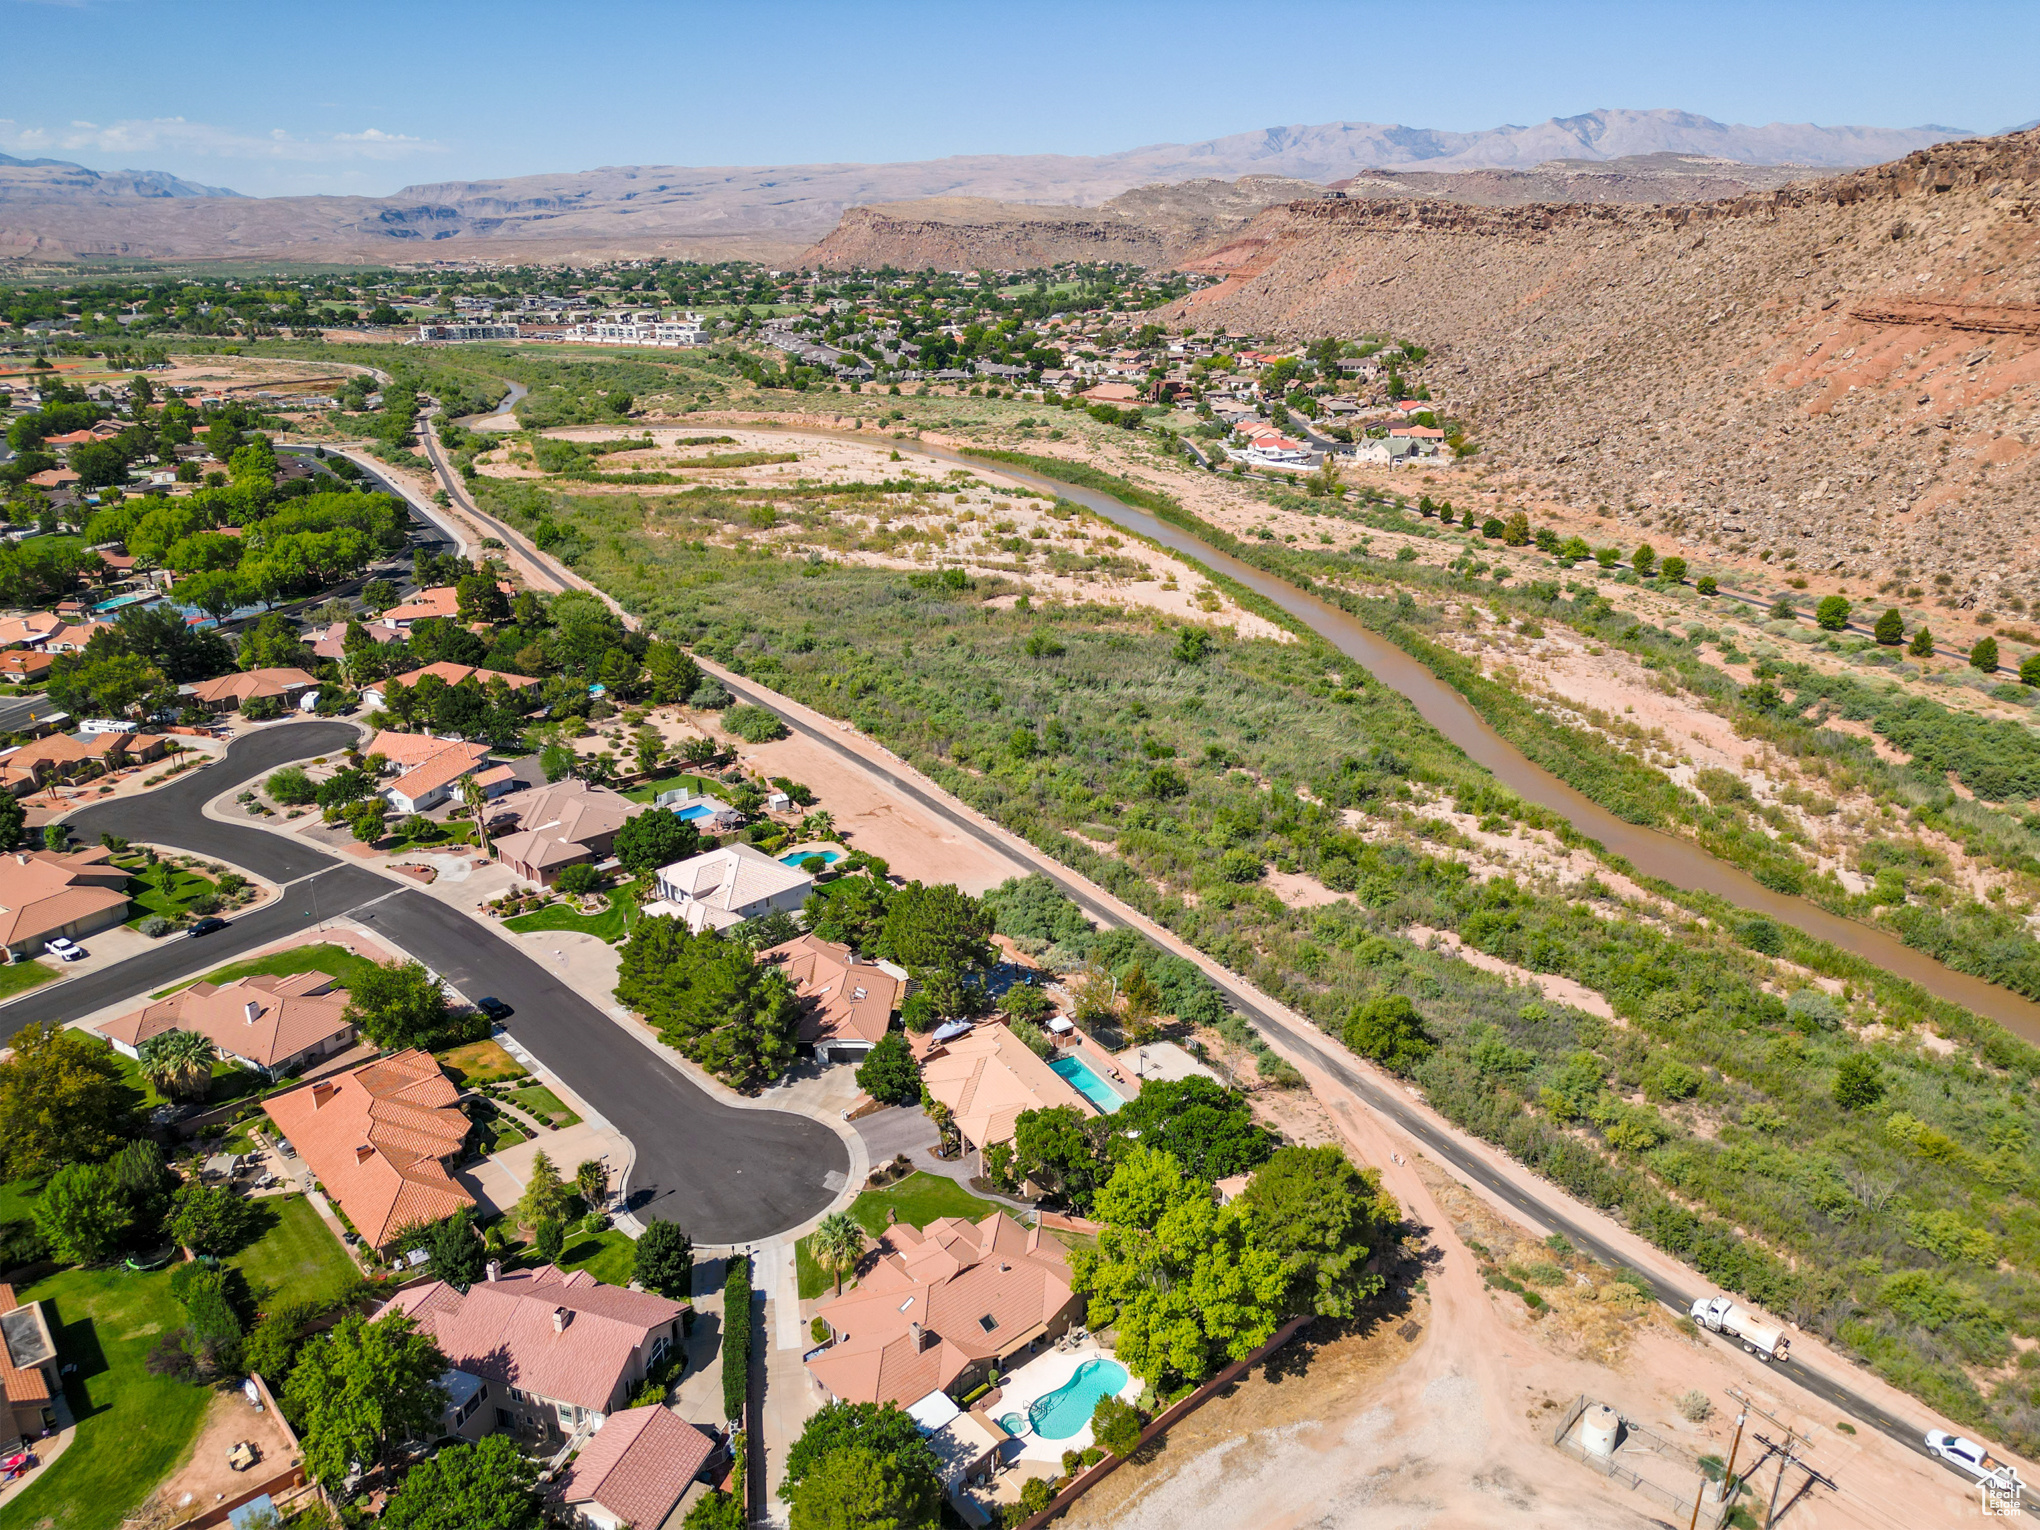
[0,109,1988,265]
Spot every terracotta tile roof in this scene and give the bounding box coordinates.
[376,586,461,624]
[262,1049,472,1249]
[384,662,539,693]
[0,614,62,650]
[310,620,403,660]
[0,848,131,950]
[918,1023,1094,1152]
[808,1212,1077,1407]
[188,667,317,704]
[556,1404,715,1525]
[379,1267,687,1415]
[761,934,900,1048]
[95,970,352,1071]
[0,652,52,679]
[0,1285,54,1415]
[369,733,491,805]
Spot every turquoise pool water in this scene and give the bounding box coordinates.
[1001,1359,1132,1441]
[780,849,842,868]
[676,804,715,821]
[1050,1054,1124,1113]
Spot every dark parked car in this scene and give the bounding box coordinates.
[188,916,228,938]
[475,996,513,1021]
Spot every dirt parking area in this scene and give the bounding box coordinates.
[140,1385,297,1525]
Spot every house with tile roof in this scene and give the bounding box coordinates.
[310,619,403,662]
[490,778,637,886]
[366,730,495,814]
[0,846,132,959]
[0,650,53,686]
[0,730,167,792]
[262,1049,473,1251]
[553,1403,718,1530]
[362,663,541,712]
[186,667,318,713]
[94,970,356,1077]
[0,1285,58,1448]
[372,585,461,629]
[807,1212,1080,1409]
[378,1265,687,1449]
[760,933,903,1062]
[647,843,813,933]
[0,614,62,651]
[917,1022,1097,1169]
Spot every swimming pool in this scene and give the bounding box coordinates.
[779,849,841,868]
[675,805,715,822]
[1050,1054,1124,1114]
[999,1358,1132,1442]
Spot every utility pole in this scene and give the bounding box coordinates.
[1753,1429,1835,1529]
[1691,1406,1747,1530]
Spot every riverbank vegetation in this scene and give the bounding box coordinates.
[470,458,2040,1452]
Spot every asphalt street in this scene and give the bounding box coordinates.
[12,719,844,1242]
[710,670,1998,1499]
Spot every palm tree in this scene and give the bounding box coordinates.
[138,1028,217,1101]
[810,1212,866,1297]
[797,810,835,843]
[460,773,493,858]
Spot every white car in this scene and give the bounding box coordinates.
[1926,1430,2020,1488]
[43,938,85,962]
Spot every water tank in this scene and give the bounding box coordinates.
[1580,1404,1622,1458]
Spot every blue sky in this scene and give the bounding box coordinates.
[4,0,2034,197]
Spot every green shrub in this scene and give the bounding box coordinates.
[723,704,788,743]
[722,1255,752,1420]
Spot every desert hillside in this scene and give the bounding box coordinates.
[1169,130,2040,599]
[800,177,1334,269]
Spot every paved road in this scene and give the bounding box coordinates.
[708,668,1994,1497]
[13,720,844,1242]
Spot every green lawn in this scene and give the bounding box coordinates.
[0,1265,212,1530]
[0,1178,38,1228]
[849,1172,1000,1238]
[123,862,218,926]
[556,1227,635,1286]
[622,771,719,805]
[502,892,631,944]
[468,1102,529,1154]
[155,940,383,999]
[435,1038,527,1087]
[508,1084,580,1129]
[796,1235,838,1301]
[0,961,55,1003]
[225,1194,359,1309]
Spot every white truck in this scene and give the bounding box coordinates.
[1690,1295,1790,1361]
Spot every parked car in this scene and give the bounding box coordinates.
[1926,1430,2021,1489]
[43,938,85,961]
[188,916,228,938]
[475,996,513,1021]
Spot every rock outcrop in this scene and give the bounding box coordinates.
[1167,130,2040,597]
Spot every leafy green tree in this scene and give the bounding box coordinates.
[349,801,388,844]
[877,882,994,1019]
[516,1150,570,1232]
[1236,1146,1400,1318]
[805,875,892,951]
[284,1312,450,1485]
[239,612,311,671]
[33,1160,131,1264]
[266,765,319,806]
[1874,608,1906,645]
[1012,1105,1115,1210]
[382,1434,539,1530]
[630,1217,694,1298]
[556,863,600,896]
[1659,556,1688,583]
[534,1217,564,1264]
[855,1031,920,1106]
[1630,544,1656,576]
[1833,1054,1887,1111]
[789,1445,939,1530]
[1090,1393,1143,1457]
[615,919,799,1087]
[684,1491,746,1530]
[168,1181,258,1256]
[540,742,576,782]
[422,1209,485,1291]
[0,794,22,848]
[342,959,450,1049]
[781,1402,943,1521]
[1072,1147,1288,1386]
[574,1159,608,1208]
[1112,1077,1271,1182]
[0,1022,139,1178]
[2023,652,2040,689]
[810,1212,866,1297]
[48,651,176,720]
[1971,636,2000,673]
[1815,595,1852,631]
[1342,995,1433,1072]
[1909,623,1935,657]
